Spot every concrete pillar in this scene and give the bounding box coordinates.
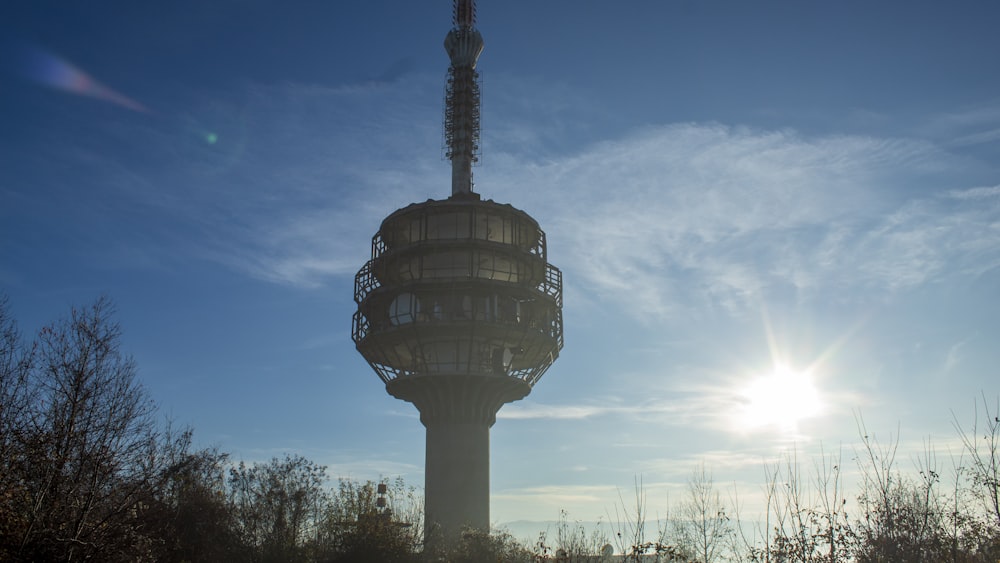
[423,421,490,542]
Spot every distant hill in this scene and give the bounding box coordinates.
[497,520,614,549]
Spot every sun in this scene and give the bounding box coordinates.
[737,365,822,433]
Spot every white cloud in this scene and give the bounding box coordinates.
[920,103,1000,147]
[64,76,999,319]
[944,340,967,373]
[948,128,1000,148]
[499,401,678,421]
[950,184,1000,200]
[477,124,998,320]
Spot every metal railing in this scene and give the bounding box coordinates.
[354,260,379,305]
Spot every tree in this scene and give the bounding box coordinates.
[953,396,1000,561]
[0,295,35,560]
[322,477,423,562]
[676,465,730,563]
[609,477,653,562]
[848,418,967,563]
[606,477,688,563]
[955,396,1000,531]
[737,449,850,563]
[228,454,329,563]
[532,509,613,562]
[3,296,163,562]
[144,426,239,563]
[440,527,534,563]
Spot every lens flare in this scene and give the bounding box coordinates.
[18,44,148,113]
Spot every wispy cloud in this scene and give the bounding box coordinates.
[499,401,677,421]
[40,74,999,319]
[486,124,996,320]
[919,103,1000,148]
[944,340,967,373]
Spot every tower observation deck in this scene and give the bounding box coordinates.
[352,0,563,544]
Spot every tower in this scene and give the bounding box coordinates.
[351,0,563,543]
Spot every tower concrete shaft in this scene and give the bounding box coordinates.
[425,422,489,534]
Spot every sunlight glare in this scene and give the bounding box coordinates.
[738,365,822,433]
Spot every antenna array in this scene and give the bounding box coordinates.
[444,0,483,196]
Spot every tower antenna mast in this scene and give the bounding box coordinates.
[444,0,483,196]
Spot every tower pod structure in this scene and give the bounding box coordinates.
[353,194,563,415]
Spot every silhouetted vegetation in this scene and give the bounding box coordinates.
[2,295,998,561]
[0,297,425,562]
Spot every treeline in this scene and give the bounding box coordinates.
[2,296,999,562]
[580,417,1000,563]
[523,415,1000,562]
[0,296,444,562]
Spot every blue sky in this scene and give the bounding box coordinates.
[2,0,999,527]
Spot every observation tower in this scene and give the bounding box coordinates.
[351,0,563,543]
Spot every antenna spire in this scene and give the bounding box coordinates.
[444,0,483,197]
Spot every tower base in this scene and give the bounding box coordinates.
[386,374,530,545]
[424,421,490,543]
